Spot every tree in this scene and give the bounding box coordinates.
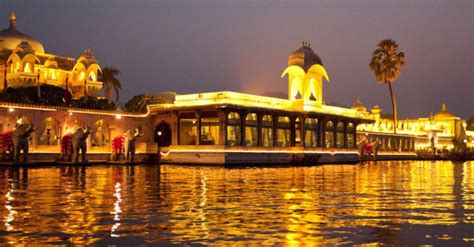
[99,66,122,104]
[369,39,406,134]
[125,94,151,113]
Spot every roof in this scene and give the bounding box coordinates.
[0,13,45,53]
[434,103,455,119]
[288,42,323,72]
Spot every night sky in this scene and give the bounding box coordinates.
[1,0,472,118]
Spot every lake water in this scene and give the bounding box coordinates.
[0,161,473,245]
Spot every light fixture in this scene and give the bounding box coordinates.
[115,114,122,120]
[8,107,14,112]
[157,131,162,136]
[68,112,73,116]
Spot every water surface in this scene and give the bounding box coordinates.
[0,161,473,245]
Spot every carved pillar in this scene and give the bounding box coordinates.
[196,111,201,146]
[240,111,246,146]
[290,115,296,147]
[257,113,262,147]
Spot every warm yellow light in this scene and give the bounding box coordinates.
[68,112,73,116]
[79,71,85,81]
[8,107,14,112]
[115,114,122,120]
[24,62,32,73]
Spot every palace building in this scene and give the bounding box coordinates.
[354,98,468,152]
[0,12,471,165]
[149,42,373,164]
[0,13,103,98]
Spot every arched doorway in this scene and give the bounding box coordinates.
[155,122,172,147]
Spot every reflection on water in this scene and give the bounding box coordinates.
[0,161,473,245]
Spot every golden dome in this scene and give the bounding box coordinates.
[434,103,454,119]
[351,97,367,112]
[288,41,323,72]
[0,12,45,53]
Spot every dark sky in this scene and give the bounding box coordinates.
[1,0,472,118]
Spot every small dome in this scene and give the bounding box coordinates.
[351,97,367,112]
[77,48,98,67]
[434,103,454,119]
[0,12,45,53]
[288,41,323,72]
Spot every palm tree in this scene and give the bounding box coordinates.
[99,66,122,104]
[369,39,406,134]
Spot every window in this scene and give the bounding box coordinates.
[179,118,197,145]
[200,117,220,145]
[38,117,58,146]
[89,71,96,81]
[245,113,258,146]
[336,122,344,148]
[305,118,318,148]
[276,116,291,147]
[262,114,273,147]
[346,123,355,148]
[226,112,241,146]
[24,62,32,73]
[325,121,335,148]
[78,71,86,82]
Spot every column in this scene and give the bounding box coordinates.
[240,111,246,146]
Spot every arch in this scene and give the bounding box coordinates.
[290,77,303,100]
[307,64,330,82]
[38,117,60,146]
[325,120,335,148]
[155,121,172,147]
[92,119,109,147]
[280,65,306,78]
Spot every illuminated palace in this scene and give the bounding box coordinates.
[0,12,471,164]
[352,99,469,151]
[150,42,373,164]
[0,13,102,98]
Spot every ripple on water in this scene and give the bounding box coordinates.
[0,161,473,245]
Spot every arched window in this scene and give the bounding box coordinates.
[346,123,355,148]
[14,62,20,73]
[226,112,241,146]
[89,71,96,81]
[305,118,318,148]
[78,71,86,82]
[336,122,345,148]
[325,121,335,148]
[39,117,59,146]
[262,114,273,147]
[24,62,32,73]
[276,116,291,147]
[92,119,108,147]
[245,113,258,146]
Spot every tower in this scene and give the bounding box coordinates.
[281,41,330,105]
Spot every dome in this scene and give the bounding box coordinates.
[0,13,45,53]
[434,103,454,119]
[351,97,367,112]
[288,41,323,72]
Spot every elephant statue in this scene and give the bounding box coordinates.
[111,128,143,162]
[11,123,36,164]
[71,126,91,163]
[126,128,143,163]
[358,138,380,161]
